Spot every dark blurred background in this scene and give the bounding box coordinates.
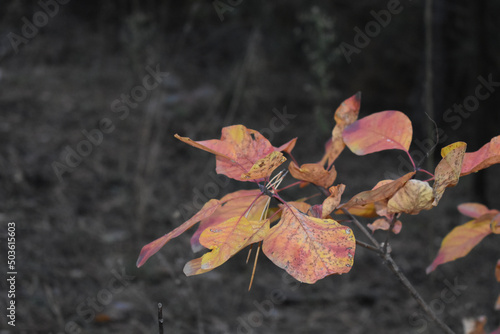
[0,1,499,333]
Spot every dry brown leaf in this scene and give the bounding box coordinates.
[433,142,466,206]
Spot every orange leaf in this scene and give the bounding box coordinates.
[458,203,491,218]
[367,217,402,234]
[321,93,361,167]
[191,190,269,252]
[461,135,500,176]
[340,172,415,210]
[457,203,500,234]
[183,217,270,276]
[343,110,412,155]
[387,179,434,215]
[426,217,492,273]
[136,199,221,267]
[275,137,297,154]
[286,201,312,214]
[288,162,337,189]
[175,125,294,182]
[241,151,286,180]
[262,204,355,284]
[321,184,346,218]
[335,203,378,218]
[432,142,466,206]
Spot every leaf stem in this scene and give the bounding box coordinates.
[342,209,380,248]
[342,209,456,334]
[355,239,382,253]
[276,181,303,192]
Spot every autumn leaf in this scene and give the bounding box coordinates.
[262,204,355,284]
[461,135,500,176]
[309,184,345,219]
[343,110,413,155]
[427,202,500,273]
[183,217,270,276]
[340,172,415,210]
[387,179,434,215]
[175,125,296,182]
[321,184,346,218]
[288,162,337,189]
[458,203,491,219]
[136,199,221,267]
[321,92,361,167]
[457,203,500,234]
[335,203,378,218]
[191,190,269,252]
[432,142,466,206]
[242,151,286,180]
[367,217,402,234]
[426,215,493,274]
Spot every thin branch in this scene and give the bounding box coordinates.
[341,208,380,248]
[355,239,382,254]
[342,209,455,334]
[158,303,164,334]
[383,254,455,334]
[383,215,398,255]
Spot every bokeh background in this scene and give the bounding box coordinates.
[1,1,499,333]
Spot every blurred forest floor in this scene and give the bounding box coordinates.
[0,1,499,333]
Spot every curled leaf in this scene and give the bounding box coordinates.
[263,204,355,284]
[432,142,466,206]
[288,162,337,189]
[321,184,346,218]
[387,179,434,215]
[367,218,402,234]
[343,110,413,155]
[321,93,361,167]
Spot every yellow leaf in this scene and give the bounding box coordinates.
[241,151,286,180]
[388,179,434,215]
[263,205,355,284]
[184,217,270,276]
[426,217,491,273]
